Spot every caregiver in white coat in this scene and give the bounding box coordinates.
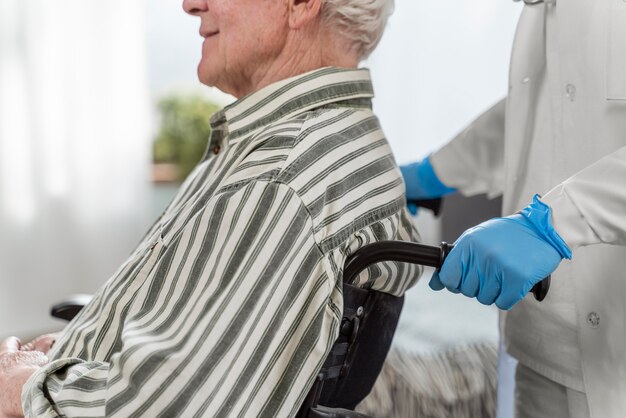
[401,1,626,417]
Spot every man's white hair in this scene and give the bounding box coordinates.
[322,0,394,60]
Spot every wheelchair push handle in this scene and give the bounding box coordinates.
[343,241,550,302]
[438,242,550,302]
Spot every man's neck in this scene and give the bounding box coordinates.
[228,32,359,98]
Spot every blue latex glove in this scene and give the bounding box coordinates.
[400,156,456,215]
[430,195,572,310]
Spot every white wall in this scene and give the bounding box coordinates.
[368,0,522,164]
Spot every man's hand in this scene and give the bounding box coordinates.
[20,334,59,356]
[0,337,48,418]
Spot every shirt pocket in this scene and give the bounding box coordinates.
[138,236,166,279]
[121,236,167,317]
[120,233,167,296]
[607,1,626,100]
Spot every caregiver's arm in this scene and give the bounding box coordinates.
[543,145,626,248]
[429,98,506,198]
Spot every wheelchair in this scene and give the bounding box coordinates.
[51,199,550,417]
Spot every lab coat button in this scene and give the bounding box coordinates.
[566,84,577,101]
[587,312,600,329]
[522,77,530,84]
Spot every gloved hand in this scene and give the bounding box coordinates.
[430,195,572,310]
[400,156,456,215]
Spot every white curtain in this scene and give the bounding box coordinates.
[0,0,151,337]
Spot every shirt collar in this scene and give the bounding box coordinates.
[209,67,375,141]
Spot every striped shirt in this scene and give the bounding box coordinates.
[23,67,422,418]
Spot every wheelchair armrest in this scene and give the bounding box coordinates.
[307,406,371,418]
[50,294,93,321]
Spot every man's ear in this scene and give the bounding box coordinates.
[287,0,322,30]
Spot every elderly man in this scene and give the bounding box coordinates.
[0,0,420,416]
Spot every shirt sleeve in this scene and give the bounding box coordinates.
[429,98,506,198]
[22,180,340,418]
[542,145,626,249]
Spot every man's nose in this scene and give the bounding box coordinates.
[183,0,208,16]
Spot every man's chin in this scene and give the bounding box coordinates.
[197,66,217,88]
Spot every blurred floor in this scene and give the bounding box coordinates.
[358,343,497,418]
[394,267,499,355]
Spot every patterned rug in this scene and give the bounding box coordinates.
[356,343,497,418]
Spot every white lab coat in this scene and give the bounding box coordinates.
[430,1,626,417]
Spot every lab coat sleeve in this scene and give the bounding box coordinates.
[429,98,506,198]
[542,146,626,248]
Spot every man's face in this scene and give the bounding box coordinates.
[183,0,290,96]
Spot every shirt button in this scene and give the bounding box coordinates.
[522,77,530,84]
[587,312,600,329]
[212,145,221,155]
[566,84,577,101]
